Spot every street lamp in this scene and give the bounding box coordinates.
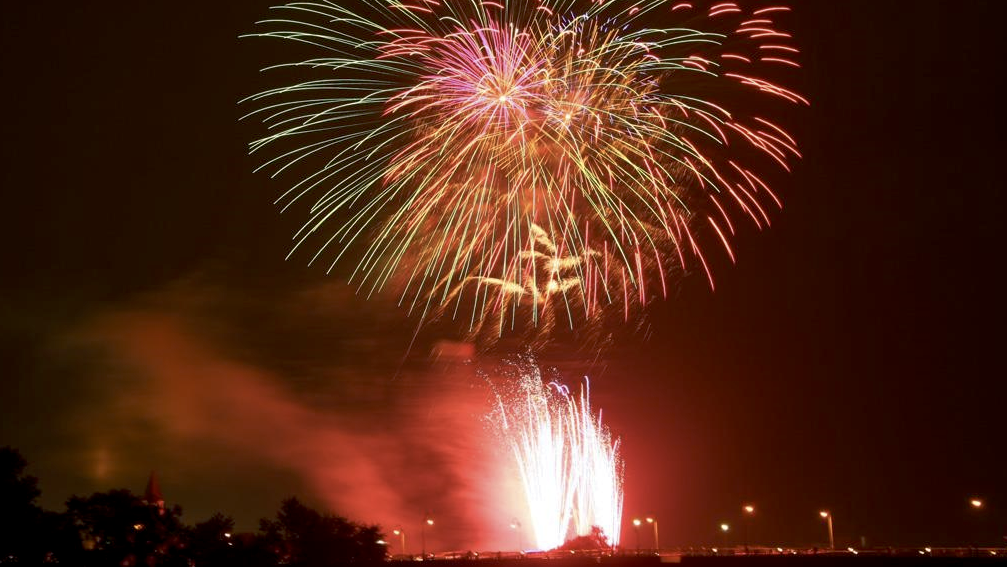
[819,511,834,550]
[742,504,755,553]
[421,515,434,559]
[510,519,523,551]
[969,497,985,552]
[633,518,642,553]
[392,528,406,555]
[646,517,659,552]
[719,523,730,549]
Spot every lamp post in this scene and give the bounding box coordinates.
[742,505,755,553]
[421,515,434,559]
[633,518,642,554]
[510,519,523,552]
[969,497,984,553]
[646,517,659,552]
[720,523,730,549]
[392,528,406,555]
[819,511,834,550]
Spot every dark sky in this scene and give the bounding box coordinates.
[1,0,1004,551]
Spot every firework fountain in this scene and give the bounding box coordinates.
[491,362,623,550]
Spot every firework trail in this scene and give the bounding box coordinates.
[244,0,806,333]
[490,362,623,549]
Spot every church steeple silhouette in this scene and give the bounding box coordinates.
[144,470,165,512]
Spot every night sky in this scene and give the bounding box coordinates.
[2,0,1004,552]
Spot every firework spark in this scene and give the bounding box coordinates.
[490,362,623,550]
[245,0,806,331]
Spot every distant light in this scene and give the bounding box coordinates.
[720,523,730,532]
[633,518,642,527]
[645,517,655,524]
[133,523,144,531]
[819,511,829,519]
[776,548,784,553]
[224,532,231,539]
[426,518,434,526]
[393,529,402,536]
[377,540,387,545]
[711,548,718,553]
[847,547,858,555]
[918,551,925,555]
[924,547,932,553]
[970,498,983,509]
[743,505,755,514]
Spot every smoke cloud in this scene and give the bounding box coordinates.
[53,274,526,551]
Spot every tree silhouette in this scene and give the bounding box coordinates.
[1,450,390,566]
[188,512,235,565]
[556,526,612,552]
[260,497,385,567]
[63,489,188,566]
[0,446,46,562]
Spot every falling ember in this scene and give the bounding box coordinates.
[491,362,623,550]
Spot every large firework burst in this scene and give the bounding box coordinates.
[244,0,806,332]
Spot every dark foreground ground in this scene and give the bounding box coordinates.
[678,556,1005,565]
[397,553,1005,567]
